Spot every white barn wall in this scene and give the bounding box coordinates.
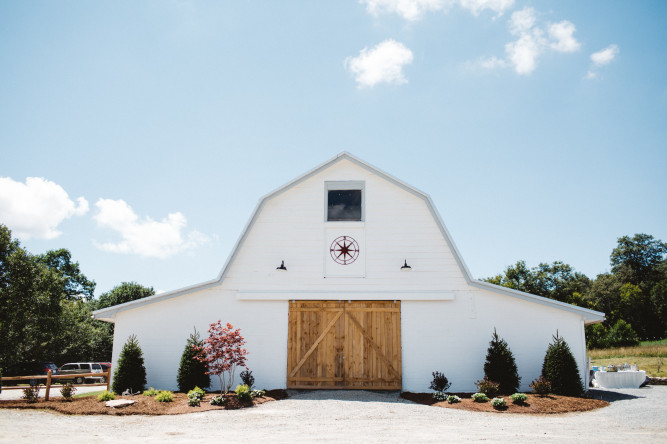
[402,289,586,393]
[112,288,288,391]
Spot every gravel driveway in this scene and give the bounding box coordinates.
[1,386,665,443]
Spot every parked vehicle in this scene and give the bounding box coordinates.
[3,362,59,386]
[98,362,111,372]
[58,362,105,384]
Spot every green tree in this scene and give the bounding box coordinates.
[610,234,667,287]
[93,282,155,310]
[112,334,147,394]
[0,225,63,369]
[484,260,591,306]
[177,328,210,392]
[541,332,583,396]
[483,328,520,394]
[37,249,96,301]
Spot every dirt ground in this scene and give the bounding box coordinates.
[0,389,606,415]
[0,390,287,415]
[401,392,609,414]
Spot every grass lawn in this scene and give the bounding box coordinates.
[588,339,667,377]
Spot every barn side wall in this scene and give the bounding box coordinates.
[112,289,289,392]
[402,288,587,393]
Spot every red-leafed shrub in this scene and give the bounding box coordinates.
[194,321,248,394]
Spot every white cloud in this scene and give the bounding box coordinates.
[362,0,447,21]
[479,56,507,69]
[345,39,414,87]
[591,44,619,66]
[548,21,580,53]
[459,0,514,16]
[360,0,513,21]
[93,198,209,259]
[505,32,543,75]
[0,177,88,240]
[479,7,580,75]
[508,6,536,35]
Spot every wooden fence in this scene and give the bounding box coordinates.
[1,369,111,401]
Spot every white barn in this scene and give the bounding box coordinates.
[94,152,604,393]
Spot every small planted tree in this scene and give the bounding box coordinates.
[542,331,583,396]
[483,328,520,394]
[112,334,147,394]
[177,328,210,392]
[194,321,248,394]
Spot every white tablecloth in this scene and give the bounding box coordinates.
[593,370,646,389]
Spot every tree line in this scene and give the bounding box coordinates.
[0,224,154,371]
[484,233,667,348]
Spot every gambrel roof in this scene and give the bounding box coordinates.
[94,152,605,324]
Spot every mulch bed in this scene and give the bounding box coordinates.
[400,392,609,414]
[0,389,288,416]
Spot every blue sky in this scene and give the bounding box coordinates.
[1,0,666,296]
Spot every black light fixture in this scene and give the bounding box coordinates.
[401,260,412,271]
[276,260,287,271]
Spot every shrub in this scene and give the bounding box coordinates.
[235,384,252,402]
[210,395,226,406]
[97,391,116,402]
[472,393,489,402]
[475,377,500,398]
[491,397,507,409]
[429,371,451,393]
[251,389,266,398]
[605,320,640,348]
[483,328,521,394]
[187,386,206,407]
[143,387,159,397]
[529,376,551,397]
[432,391,447,401]
[155,391,174,402]
[22,385,40,403]
[60,383,76,401]
[510,393,528,404]
[240,369,255,389]
[193,321,248,395]
[447,395,461,404]
[177,328,210,393]
[112,334,147,395]
[542,332,583,396]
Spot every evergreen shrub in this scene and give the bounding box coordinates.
[542,332,583,396]
[483,328,520,394]
[112,334,147,395]
[177,328,210,392]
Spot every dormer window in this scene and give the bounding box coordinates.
[326,181,364,221]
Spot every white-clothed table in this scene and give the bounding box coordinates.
[593,370,646,389]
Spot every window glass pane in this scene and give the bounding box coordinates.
[92,364,101,370]
[328,190,362,221]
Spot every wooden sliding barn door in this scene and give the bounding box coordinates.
[287,300,401,390]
